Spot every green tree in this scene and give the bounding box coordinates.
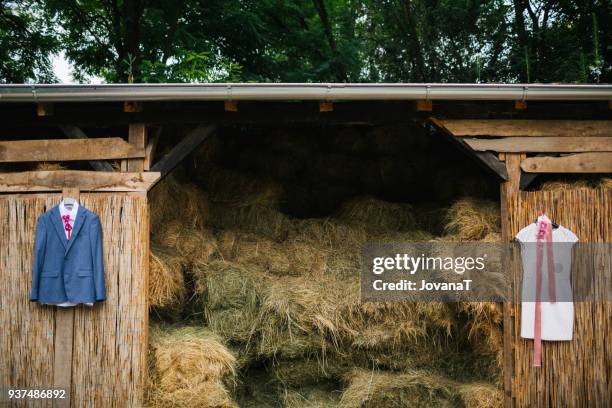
[0,1,58,83]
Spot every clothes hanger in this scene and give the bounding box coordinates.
[534,214,559,229]
[62,196,77,211]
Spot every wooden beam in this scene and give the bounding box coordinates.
[429,117,508,180]
[127,124,146,172]
[319,101,333,112]
[123,101,143,112]
[59,125,115,171]
[0,170,160,192]
[37,102,54,116]
[53,187,79,408]
[417,100,432,111]
[224,100,238,112]
[0,138,144,163]
[521,153,612,173]
[514,100,527,110]
[143,127,161,171]
[436,119,612,137]
[464,136,612,153]
[151,124,216,179]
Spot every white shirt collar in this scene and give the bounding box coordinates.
[59,200,79,221]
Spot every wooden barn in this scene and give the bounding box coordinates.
[0,83,610,407]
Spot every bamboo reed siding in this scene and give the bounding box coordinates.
[0,193,149,407]
[507,188,611,407]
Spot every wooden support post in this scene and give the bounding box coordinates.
[53,188,79,408]
[500,153,521,408]
[37,103,54,116]
[127,124,146,172]
[319,101,333,112]
[224,100,238,112]
[416,100,433,111]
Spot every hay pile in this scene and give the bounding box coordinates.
[148,175,219,310]
[147,125,505,407]
[147,325,237,408]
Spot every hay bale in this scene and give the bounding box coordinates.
[210,203,293,242]
[192,260,264,342]
[338,196,416,234]
[250,275,360,359]
[149,247,186,309]
[457,382,503,408]
[273,357,351,387]
[217,231,326,277]
[292,219,367,252]
[155,220,217,262]
[339,369,460,408]
[444,198,500,241]
[147,325,237,408]
[282,385,341,408]
[457,302,503,372]
[540,176,612,191]
[150,175,210,230]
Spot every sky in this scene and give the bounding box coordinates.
[52,52,102,84]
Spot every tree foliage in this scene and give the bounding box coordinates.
[2,0,610,83]
[0,1,58,83]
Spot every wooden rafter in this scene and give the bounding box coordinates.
[0,170,160,192]
[429,117,508,180]
[151,124,216,180]
[0,138,144,163]
[435,119,612,137]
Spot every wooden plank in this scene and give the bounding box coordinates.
[0,138,144,163]
[0,170,160,192]
[464,136,612,153]
[143,128,161,171]
[53,188,80,408]
[521,153,612,173]
[437,119,612,137]
[500,153,521,408]
[151,124,215,178]
[59,125,115,171]
[429,117,508,180]
[127,124,146,172]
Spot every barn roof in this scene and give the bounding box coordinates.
[1,83,611,102]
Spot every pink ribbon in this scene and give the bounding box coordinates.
[62,214,72,240]
[534,214,556,367]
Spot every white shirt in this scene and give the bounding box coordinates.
[44,200,94,308]
[516,220,578,340]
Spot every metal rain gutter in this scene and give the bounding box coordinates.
[0,83,611,102]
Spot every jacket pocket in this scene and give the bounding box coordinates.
[78,269,93,277]
[41,269,59,277]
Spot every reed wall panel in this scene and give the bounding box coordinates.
[506,188,611,407]
[0,193,149,408]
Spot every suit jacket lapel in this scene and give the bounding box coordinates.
[51,206,68,250]
[65,206,86,254]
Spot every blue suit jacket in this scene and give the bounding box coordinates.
[30,204,106,304]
